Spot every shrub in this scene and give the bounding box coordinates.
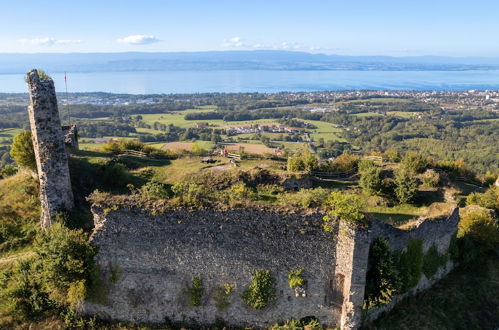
[212,283,234,310]
[10,130,36,171]
[359,161,383,196]
[330,153,359,173]
[422,245,448,279]
[288,268,306,289]
[421,169,440,188]
[188,277,204,307]
[467,187,498,211]
[364,238,401,309]
[323,191,366,231]
[383,149,400,162]
[242,270,276,309]
[33,223,97,305]
[458,208,499,262]
[279,187,329,208]
[271,318,323,330]
[0,164,17,178]
[6,223,97,320]
[228,182,256,201]
[394,168,418,204]
[101,160,130,189]
[171,181,210,206]
[287,155,305,172]
[401,152,427,174]
[396,239,424,292]
[142,180,172,199]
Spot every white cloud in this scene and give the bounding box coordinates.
[276,42,300,50]
[19,38,81,46]
[223,37,245,47]
[222,38,308,51]
[117,35,160,45]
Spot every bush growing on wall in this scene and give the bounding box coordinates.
[288,269,306,289]
[364,238,401,309]
[188,277,204,307]
[242,270,276,309]
[396,239,424,292]
[323,191,366,230]
[212,283,234,310]
[422,244,448,279]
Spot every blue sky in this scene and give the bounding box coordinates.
[1,0,498,56]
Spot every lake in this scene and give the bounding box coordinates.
[1,70,499,94]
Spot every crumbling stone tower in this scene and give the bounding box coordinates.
[26,69,74,228]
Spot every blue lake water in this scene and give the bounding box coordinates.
[1,70,499,94]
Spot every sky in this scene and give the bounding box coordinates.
[1,0,499,56]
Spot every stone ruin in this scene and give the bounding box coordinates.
[62,124,79,150]
[26,69,74,228]
[85,205,459,329]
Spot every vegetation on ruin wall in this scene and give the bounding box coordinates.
[365,250,499,330]
[242,270,277,310]
[364,205,499,310]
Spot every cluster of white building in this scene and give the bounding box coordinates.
[226,124,298,135]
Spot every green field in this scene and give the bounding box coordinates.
[0,128,22,145]
[303,119,345,142]
[387,111,419,118]
[353,112,384,118]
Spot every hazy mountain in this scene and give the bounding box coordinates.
[1,50,499,74]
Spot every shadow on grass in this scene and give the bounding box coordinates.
[368,212,417,226]
[68,156,150,231]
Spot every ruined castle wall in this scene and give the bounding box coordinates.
[84,207,341,327]
[363,208,460,324]
[26,70,74,228]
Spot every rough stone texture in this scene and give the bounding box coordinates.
[26,70,74,228]
[333,222,370,330]
[86,204,459,329]
[85,207,341,327]
[62,125,79,150]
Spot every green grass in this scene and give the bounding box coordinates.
[302,119,345,142]
[366,204,428,226]
[152,156,226,183]
[0,128,23,145]
[353,112,384,118]
[387,111,418,118]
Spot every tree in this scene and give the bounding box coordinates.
[458,208,499,253]
[287,155,305,172]
[401,152,427,174]
[364,238,401,308]
[394,168,418,204]
[323,191,366,230]
[303,149,318,172]
[359,160,383,196]
[10,130,36,171]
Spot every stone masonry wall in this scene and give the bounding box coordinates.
[84,207,341,327]
[26,70,74,228]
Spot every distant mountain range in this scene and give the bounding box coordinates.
[1,50,499,73]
